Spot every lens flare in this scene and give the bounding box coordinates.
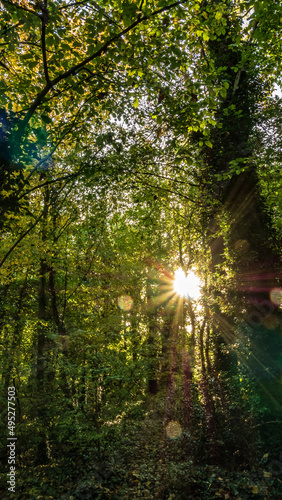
[270,288,282,308]
[165,421,182,439]
[118,295,133,311]
[173,268,201,300]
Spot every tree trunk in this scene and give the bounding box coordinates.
[35,182,50,465]
[196,5,282,411]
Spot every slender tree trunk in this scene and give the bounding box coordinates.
[182,348,192,428]
[3,278,27,390]
[35,183,50,465]
[165,323,178,423]
[146,280,160,396]
[130,303,139,362]
[198,318,219,460]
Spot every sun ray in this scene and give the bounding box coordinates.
[149,289,176,308]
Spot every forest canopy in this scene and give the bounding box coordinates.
[0,0,282,498]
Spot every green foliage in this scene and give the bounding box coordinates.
[0,0,282,498]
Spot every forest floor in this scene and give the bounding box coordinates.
[4,397,282,500]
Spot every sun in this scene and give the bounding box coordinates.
[173,268,201,300]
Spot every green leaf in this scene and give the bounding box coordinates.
[41,115,52,124]
[220,87,227,98]
[133,98,139,108]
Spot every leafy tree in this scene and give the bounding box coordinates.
[1,0,282,498]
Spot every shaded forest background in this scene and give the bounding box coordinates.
[0,0,282,498]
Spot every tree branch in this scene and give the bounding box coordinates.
[40,6,50,86]
[66,236,103,301]
[17,173,78,200]
[2,0,42,18]
[0,41,54,52]
[0,60,10,71]
[0,213,43,269]
[19,0,188,132]
[139,168,199,187]
[134,174,197,203]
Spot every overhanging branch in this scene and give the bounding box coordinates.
[19,0,188,132]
